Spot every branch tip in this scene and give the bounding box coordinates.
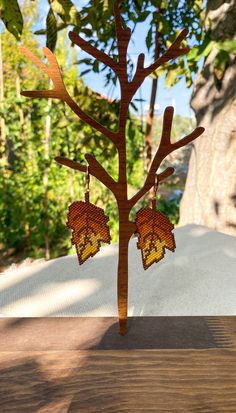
[69,30,119,75]
[55,156,87,172]
[178,28,189,41]
[68,30,76,41]
[196,126,205,134]
[157,167,175,182]
[164,106,174,114]
[137,53,145,67]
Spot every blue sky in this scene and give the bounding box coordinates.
[35,0,195,117]
[81,21,195,118]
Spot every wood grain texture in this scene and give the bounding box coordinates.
[0,317,233,351]
[19,0,205,334]
[0,317,236,412]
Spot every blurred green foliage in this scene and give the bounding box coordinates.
[0,5,143,259]
[0,1,202,262]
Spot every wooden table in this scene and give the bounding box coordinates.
[0,316,236,412]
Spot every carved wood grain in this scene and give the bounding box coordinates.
[19,0,205,334]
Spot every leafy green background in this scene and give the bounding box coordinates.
[0,0,235,266]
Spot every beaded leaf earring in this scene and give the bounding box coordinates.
[66,166,111,265]
[135,176,176,270]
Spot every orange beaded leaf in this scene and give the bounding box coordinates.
[67,194,111,265]
[135,206,176,270]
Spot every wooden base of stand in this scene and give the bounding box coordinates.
[0,316,236,412]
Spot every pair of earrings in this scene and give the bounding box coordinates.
[67,168,175,269]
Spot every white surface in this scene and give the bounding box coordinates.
[0,224,235,317]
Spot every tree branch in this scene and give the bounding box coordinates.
[69,31,120,76]
[129,167,175,208]
[129,105,205,208]
[114,0,131,72]
[55,154,118,195]
[150,106,205,166]
[113,0,133,138]
[19,47,118,146]
[131,53,145,94]
[143,29,190,77]
[171,127,205,151]
[19,47,66,99]
[55,156,87,172]
[64,94,118,145]
[155,106,174,158]
[130,29,189,98]
[85,153,118,194]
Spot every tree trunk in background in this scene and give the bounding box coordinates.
[16,75,31,247]
[145,76,158,172]
[144,24,159,202]
[180,0,236,235]
[16,75,25,137]
[64,107,75,201]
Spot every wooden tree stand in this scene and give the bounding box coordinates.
[19,1,204,335]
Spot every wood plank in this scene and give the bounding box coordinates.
[0,349,236,412]
[0,316,233,350]
[0,317,236,412]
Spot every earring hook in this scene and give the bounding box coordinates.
[151,174,159,210]
[154,174,159,197]
[86,165,90,192]
[85,165,90,202]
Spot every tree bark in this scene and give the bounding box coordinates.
[180,0,236,235]
[63,105,75,201]
[145,77,158,172]
[144,22,160,175]
[16,75,25,137]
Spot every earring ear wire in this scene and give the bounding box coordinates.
[85,165,90,202]
[152,174,159,210]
